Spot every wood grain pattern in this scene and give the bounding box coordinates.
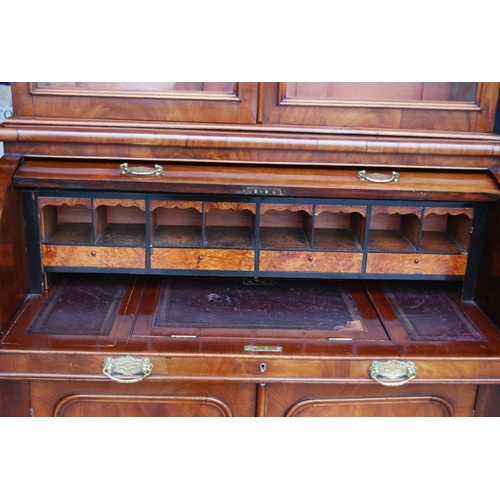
[54,394,233,417]
[38,197,91,209]
[12,160,500,201]
[0,157,21,221]
[316,205,367,216]
[424,207,474,218]
[42,245,146,268]
[261,203,313,215]
[2,82,500,417]
[2,271,500,382]
[150,200,202,212]
[10,82,259,125]
[0,380,31,417]
[265,82,499,133]
[474,385,500,417]
[285,396,455,417]
[259,250,363,273]
[3,348,500,383]
[0,157,29,331]
[205,202,256,214]
[366,253,468,275]
[265,383,477,417]
[372,206,422,217]
[30,380,257,417]
[151,248,255,271]
[7,140,500,170]
[93,198,146,210]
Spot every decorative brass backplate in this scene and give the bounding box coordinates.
[103,355,154,383]
[369,359,417,386]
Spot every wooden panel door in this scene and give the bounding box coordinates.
[11,82,258,124]
[29,381,257,417]
[0,380,31,417]
[261,82,499,133]
[262,383,477,417]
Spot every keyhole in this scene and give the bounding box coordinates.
[260,363,267,373]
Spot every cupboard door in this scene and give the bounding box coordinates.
[29,381,257,417]
[12,82,258,124]
[263,383,477,417]
[0,380,30,417]
[261,82,499,133]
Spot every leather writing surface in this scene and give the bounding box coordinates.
[27,274,128,336]
[381,281,486,342]
[154,277,364,331]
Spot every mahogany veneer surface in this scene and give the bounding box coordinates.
[263,383,477,417]
[3,275,500,385]
[2,83,500,417]
[30,380,257,417]
[12,159,500,201]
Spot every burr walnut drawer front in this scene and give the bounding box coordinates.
[151,248,255,271]
[42,245,146,268]
[365,253,468,275]
[259,251,363,273]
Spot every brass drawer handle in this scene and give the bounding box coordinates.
[103,356,153,384]
[369,360,417,386]
[357,170,400,183]
[119,162,163,176]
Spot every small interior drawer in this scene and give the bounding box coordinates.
[365,253,468,275]
[259,250,363,273]
[151,248,255,271]
[42,245,146,269]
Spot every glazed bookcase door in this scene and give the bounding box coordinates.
[260,82,499,133]
[11,82,259,124]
